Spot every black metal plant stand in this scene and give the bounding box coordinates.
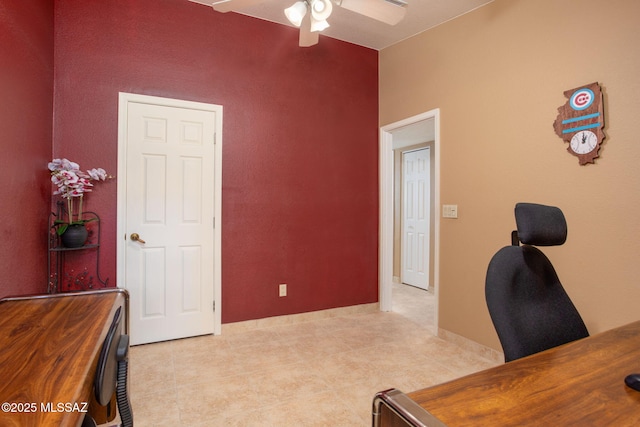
[48,201,109,293]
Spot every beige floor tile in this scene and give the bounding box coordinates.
[269,318,341,341]
[130,387,181,427]
[173,350,240,386]
[249,361,330,403]
[176,373,258,424]
[288,334,354,360]
[262,390,367,427]
[392,282,436,330]
[129,342,176,402]
[223,327,283,349]
[170,333,233,354]
[129,283,498,426]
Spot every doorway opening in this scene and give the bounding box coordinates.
[379,110,440,335]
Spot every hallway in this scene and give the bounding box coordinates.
[392,281,435,330]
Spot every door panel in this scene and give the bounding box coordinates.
[125,101,216,345]
[142,248,166,317]
[401,148,430,290]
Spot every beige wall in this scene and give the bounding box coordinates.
[380,0,640,351]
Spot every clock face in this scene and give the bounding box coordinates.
[570,130,598,155]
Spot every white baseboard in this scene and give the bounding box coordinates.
[438,327,504,364]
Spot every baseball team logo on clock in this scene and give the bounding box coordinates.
[569,88,595,111]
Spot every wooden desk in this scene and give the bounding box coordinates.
[0,289,128,427]
[376,321,640,426]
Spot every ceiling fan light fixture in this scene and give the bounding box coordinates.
[284,1,308,27]
[310,17,330,32]
[310,0,332,21]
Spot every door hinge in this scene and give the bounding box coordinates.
[213,133,217,145]
[213,217,215,228]
[213,301,216,312]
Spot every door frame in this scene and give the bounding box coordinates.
[379,109,440,334]
[116,92,223,336]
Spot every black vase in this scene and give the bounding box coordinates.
[61,224,88,248]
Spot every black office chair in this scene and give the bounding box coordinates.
[84,306,133,427]
[485,203,589,362]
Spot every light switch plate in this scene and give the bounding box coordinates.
[442,204,458,218]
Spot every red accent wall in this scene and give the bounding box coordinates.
[53,0,379,323]
[0,1,53,298]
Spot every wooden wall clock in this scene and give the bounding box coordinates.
[553,82,605,165]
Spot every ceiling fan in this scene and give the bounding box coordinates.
[189,0,408,47]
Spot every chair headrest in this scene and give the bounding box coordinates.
[515,203,567,246]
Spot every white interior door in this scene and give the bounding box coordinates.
[401,148,430,290]
[118,94,221,345]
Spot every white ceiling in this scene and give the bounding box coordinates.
[193,0,494,50]
[390,118,435,149]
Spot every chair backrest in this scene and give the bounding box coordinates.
[93,306,133,427]
[485,203,589,362]
[95,307,122,406]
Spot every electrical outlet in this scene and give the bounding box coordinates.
[279,283,287,297]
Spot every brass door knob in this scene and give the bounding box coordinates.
[130,233,146,244]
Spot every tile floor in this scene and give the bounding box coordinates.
[391,282,436,331]
[129,284,498,426]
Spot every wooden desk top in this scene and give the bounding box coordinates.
[403,320,640,426]
[0,290,126,427]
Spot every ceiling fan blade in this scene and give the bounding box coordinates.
[299,14,319,47]
[335,0,407,25]
[188,0,264,13]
